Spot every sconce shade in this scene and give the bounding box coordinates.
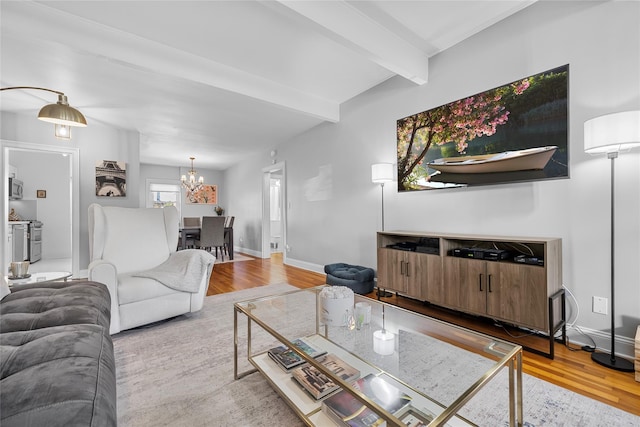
[38,94,87,127]
[584,111,640,154]
[371,163,394,183]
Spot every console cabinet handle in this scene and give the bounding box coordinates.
[405,262,410,277]
[488,274,493,292]
[400,260,405,276]
[479,274,483,292]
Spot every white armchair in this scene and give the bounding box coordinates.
[88,204,215,334]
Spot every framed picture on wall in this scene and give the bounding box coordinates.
[397,64,569,191]
[96,160,127,197]
[36,190,47,198]
[186,185,217,204]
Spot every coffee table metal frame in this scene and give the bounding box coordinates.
[234,286,523,427]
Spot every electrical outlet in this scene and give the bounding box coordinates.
[592,296,608,315]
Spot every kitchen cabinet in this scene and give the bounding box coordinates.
[8,222,29,262]
[5,225,12,270]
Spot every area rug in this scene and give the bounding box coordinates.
[215,253,254,264]
[112,284,639,427]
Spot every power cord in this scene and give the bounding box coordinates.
[558,285,598,352]
[492,285,599,353]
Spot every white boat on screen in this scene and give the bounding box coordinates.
[428,146,558,174]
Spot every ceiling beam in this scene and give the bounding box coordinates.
[1,2,340,122]
[275,0,428,85]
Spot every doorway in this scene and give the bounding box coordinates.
[261,161,286,261]
[2,140,79,276]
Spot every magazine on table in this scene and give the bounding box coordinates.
[321,373,412,427]
[267,337,327,371]
[291,353,360,400]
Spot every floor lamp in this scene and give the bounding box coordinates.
[0,86,87,139]
[584,110,640,372]
[372,163,394,298]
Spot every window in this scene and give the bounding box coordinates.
[147,180,182,217]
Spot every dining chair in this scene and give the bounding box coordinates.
[182,217,201,249]
[224,216,235,256]
[183,217,201,227]
[195,216,227,261]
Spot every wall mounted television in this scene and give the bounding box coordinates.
[397,64,569,191]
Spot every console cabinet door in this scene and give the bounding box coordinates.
[377,248,406,293]
[443,257,486,313]
[404,252,430,300]
[377,250,440,299]
[420,253,444,304]
[486,262,547,330]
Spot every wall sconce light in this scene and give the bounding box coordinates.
[0,86,87,140]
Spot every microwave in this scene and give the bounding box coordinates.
[9,177,23,200]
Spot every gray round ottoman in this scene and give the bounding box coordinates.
[324,263,375,295]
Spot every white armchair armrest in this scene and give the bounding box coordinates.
[88,260,121,334]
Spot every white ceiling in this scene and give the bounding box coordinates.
[0,0,536,170]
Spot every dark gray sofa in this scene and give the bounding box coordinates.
[0,281,116,427]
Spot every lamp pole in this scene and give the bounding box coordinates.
[380,182,386,231]
[591,152,633,371]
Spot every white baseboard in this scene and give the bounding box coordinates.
[233,246,261,258]
[234,246,325,274]
[565,326,635,360]
[284,257,325,275]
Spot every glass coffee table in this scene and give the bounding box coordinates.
[234,286,523,427]
[7,271,72,287]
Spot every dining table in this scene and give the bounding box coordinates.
[179,226,234,260]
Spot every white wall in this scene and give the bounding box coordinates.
[225,1,640,346]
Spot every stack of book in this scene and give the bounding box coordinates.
[291,353,360,400]
[267,337,327,371]
[322,373,434,427]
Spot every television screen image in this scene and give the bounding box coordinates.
[397,64,569,191]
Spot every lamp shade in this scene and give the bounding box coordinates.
[584,111,640,154]
[38,94,87,127]
[371,163,394,183]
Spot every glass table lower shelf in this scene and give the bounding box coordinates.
[234,286,523,427]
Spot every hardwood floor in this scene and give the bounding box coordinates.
[208,253,640,417]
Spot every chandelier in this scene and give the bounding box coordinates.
[181,156,204,193]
